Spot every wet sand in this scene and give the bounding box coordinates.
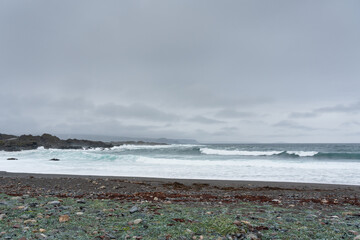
[0,171,359,206]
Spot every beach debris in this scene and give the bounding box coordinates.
[76,212,84,215]
[49,158,60,161]
[59,214,70,222]
[129,206,139,213]
[99,185,106,189]
[133,219,142,224]
[153,197,159,201]
[39,228,46,233]
[7,158,18,160]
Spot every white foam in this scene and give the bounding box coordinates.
[109,144,198,151]
[286,151,318,157]
[200,148,282,156]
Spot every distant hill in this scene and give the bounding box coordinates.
[57,134,199,144]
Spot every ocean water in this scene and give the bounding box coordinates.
[1,143,360,185]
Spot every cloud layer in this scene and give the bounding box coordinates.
[1,1,360,142]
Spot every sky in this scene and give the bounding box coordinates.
[1,1,360,143]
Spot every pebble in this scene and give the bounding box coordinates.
[185,229,193,234]
[24,219,37,224]
[20,214,30,219]
[246,233,259,240]
[133,219,142,224]
[39,233,47,238]
[76,199,86,204]
[99,185,106,189]
[39,228,46,233]
[0,202,8,205]
[48,200,61,206]
[11,196,22,200]
[0,214,6,220]
[59,215,70,222]
[153,197,158,201]
[129,206,139,214]
[272,199,281,204]
[76,212,84,215]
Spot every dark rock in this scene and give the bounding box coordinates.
[6,158,18,160]
[49,158,60,161]
[76,199,86,204]
[0,133,114,151]
[129,206,139,214]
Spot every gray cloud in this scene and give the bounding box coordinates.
[273,120,315,131]
[188,116,225,124]
[215,109,257,119]
[95,103,179,122]
[290,101,360,119]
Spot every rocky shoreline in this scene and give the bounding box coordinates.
[0,172,360,239]
[0,133,165,152]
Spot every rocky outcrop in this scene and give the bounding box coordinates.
[0,133,114,151]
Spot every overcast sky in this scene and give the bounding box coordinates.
[1,1,360,143]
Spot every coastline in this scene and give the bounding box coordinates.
[1,171,359,206]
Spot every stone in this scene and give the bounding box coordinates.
[59,215,70,222]
[39,229,46,233]
[129,206,139,214]
[24,219,37,224]
[11,196,22,200]
[246,233,259,240]
[76,212,84,215]
[49,158,60,161]
[153,197,158,201]
[0,214,6,220]
[48,200,61,206]
[133,219,142,224]
[20,214,30,219]
[76,199,86,204]
[272,199,281,204]
[7,158,18,160]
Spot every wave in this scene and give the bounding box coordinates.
[200,148,360,159]
[200,148,283,156]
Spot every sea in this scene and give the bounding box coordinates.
[1,143,360,185]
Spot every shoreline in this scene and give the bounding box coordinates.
[1,170,359,188]
[1,171,359,206]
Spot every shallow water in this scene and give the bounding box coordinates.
[1,143,360,185]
